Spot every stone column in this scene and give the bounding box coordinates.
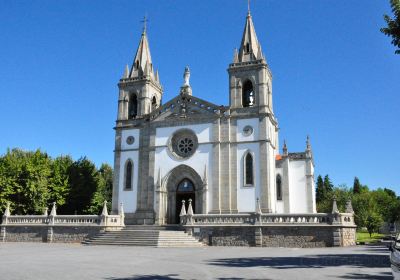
[112,129,122,214]
[220,117,231,213]
[210,119,221,213]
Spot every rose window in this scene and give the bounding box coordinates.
[178,138,194,155]
[169,129,198,159]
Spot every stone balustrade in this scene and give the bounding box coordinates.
[179,198,357,247]
[2,201,124,227]
[1,201,125,243]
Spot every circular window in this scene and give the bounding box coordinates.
[169,129,198,159]
[126,136,135,145]
[243,125,254,136]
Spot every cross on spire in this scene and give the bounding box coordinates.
[248,0,251,14]
[141,14,148,33]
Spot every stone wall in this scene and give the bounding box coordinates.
[2,226,48,242]
[262,227,333,248]
[340,227,356,247]
[51,226,103,243]
[187,225,356,248]
[1,225,104,243]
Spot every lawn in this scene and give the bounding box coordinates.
[356,231,385,244]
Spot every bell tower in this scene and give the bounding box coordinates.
[228,11,273,114]
[117,21,163,121]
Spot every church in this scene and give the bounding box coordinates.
[111,10,316,225]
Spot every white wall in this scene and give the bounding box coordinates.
[236,118,259,142]
[153,124,213,212]
[121,129,140,150]
[236,143,260,212]
[118,150,139,213]
[155,123,211,146]
[288,160,307,213]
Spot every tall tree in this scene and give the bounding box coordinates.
[48,155,73,209]
[316,175,325,203]
[353,177,361,194]
[58,157,98,214]
[381,0,400,54]
[87,163,113,214]
[323,175,333,194]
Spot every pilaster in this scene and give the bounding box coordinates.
[112,129,122,213]
[211,119,221,213]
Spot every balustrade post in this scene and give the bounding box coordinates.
[1,202,11,242]
[47,202,57,243]
[187,199,194,225]
[255,198,262,225]
[101,200,108,227]
[179,200,186,225]
[119,203,125,227]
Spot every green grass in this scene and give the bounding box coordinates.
[356,231,385,243]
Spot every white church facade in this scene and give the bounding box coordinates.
[111,11,316,225]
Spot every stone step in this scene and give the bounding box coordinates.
[84,226,203,247]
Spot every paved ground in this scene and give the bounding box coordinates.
[0,243,392,280]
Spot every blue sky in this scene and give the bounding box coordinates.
[0,1,399,192]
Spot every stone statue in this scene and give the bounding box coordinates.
[183,66,190,86]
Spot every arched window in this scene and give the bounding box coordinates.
[129,94,138,118]
[246,43,250,53]
[125,160,133,190]
[244,152,254,186]
[177,179,194,192]
[242,80,255,107]
[152,96,157,110]
[276,174,282,201]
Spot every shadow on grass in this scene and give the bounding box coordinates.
[209,254,390,269]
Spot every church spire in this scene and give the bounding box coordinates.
[130,18,154,78]
[238,10,264,63]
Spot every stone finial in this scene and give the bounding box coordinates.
[331,196,339,214]
[233,48,239,63]
[4,202,11,217]
[49,202,57,216]
[156,168,162,190]
[202,165,208,185]
[43,207,48,216]
[345,199,354,213]
[283,140,288,156]
[187,199,194,215]
[179,200,186,216]
[123,64,129,79]
[256,198,262,214]
[183,66,190,86]
[305,135,312,158]
[101,200,108,216]
[155,69,160,83]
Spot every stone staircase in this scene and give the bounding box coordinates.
[83,225,204,247]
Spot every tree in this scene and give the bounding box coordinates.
[381,0,400,54]
[366,212,384,237]
[59,157,98,214]
[353,177,361,194]
[372,188,400,223]
[323,175,333,194]
[48,155,73,209]
[87,163,113,214]
[316,175,325,203]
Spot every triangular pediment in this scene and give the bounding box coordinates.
[149,94,223,122]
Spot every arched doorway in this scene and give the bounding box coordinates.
[175,179,195,224]
[162,164,205,224]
